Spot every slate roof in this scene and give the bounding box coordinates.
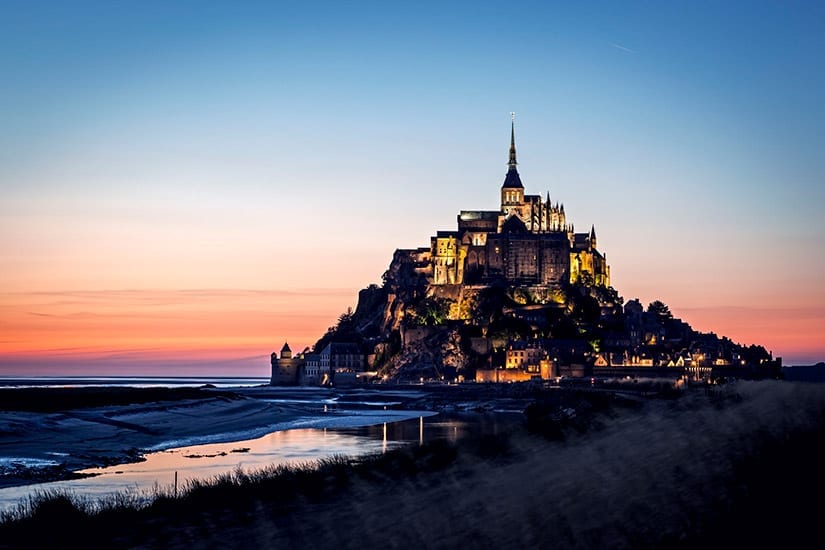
[502,166,524,189]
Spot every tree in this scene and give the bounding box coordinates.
[409,296,450,327]
[314,307,358,352]
[647,300,673,321]
[576,270,595,287]
[338,307,355,327]
[570,291,601,324]
[487,315,534,344]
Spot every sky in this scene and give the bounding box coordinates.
[1,1,824,376]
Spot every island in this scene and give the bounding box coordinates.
[271,122,781,387]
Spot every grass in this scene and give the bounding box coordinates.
[3,382,825,549]
[0,436,495,548]
[0,386,673,548]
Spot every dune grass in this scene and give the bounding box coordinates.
[0,435,494,548]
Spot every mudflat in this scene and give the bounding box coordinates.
[0,383,513,488]
[0,388,316,487]
[3,380,825,549]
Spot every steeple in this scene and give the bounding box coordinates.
[502,114,523,189]
[508,115,518,170]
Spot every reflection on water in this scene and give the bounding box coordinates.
[79,427,400,486]
[0,412,511,512]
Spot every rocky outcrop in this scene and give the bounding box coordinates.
[316,245,778,382]
[386,327,469,382]
[351,284,389,336]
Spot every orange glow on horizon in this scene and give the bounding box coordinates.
[675,305,825,364]
[2,285,823,376]
[0,288,358,376]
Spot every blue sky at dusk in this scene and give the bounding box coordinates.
[1,1,823,375]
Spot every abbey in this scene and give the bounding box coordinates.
[406,122,610,289]
[270,121,781,386]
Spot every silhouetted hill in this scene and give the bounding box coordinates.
[782,362,825,382]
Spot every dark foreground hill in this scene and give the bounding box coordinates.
[2,380,824,549]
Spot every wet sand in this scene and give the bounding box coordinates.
[0,384,486,489]
[0,390,327,488]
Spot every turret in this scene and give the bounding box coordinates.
[280,342,292,360]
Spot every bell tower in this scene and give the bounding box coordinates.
[501,114,525,217]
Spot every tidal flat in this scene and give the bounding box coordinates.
[1,380,825,548]
[0,385,442,490]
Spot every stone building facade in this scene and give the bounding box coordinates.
[395,121,610,290]
[270,341,365,386]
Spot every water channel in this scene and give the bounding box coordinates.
[0,411,502,513]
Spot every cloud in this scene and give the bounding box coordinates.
[610,42,636,54]
[10,287,354,305]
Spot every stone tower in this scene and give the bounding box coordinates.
[500,118,525,219]
[270,341,301,385]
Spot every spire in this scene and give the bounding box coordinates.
[508,113,518,170]
[590,224,596,239]
[501,113,523,189]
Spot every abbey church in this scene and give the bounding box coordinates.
[406,121,610,290]
[270,120,784,387]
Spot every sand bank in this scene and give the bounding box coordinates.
[0,394,317,488]
[0,385,451,490]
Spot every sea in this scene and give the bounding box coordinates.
[0,376,270,389]
[0,377,499,514]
